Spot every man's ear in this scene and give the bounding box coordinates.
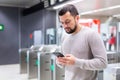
[77,15,80,20]
[75,15,80,22]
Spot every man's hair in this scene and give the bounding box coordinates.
[58,4,79,16]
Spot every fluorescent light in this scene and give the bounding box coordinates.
[113,14,120,17]
[79,19,93,23]
[80,5,120,15]
[53,0,83,9]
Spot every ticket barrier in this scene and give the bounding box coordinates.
[37,45,59,80]
[51,53,65,80]
[107,52,120,64]
[19,48,29,74]
[51,46,65,80]
[98,52,120,80]
[19,45,41,74]
[37,52,52,80]
[37,45,64,80]
[27,45,42,79]
[30,45,42,51]
[103,63,120,80]
[27,45,58,79]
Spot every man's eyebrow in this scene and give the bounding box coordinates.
[59,19,70,23]
[65,19,70,21]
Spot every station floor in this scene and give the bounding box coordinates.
[0,64,104,80]
[1,63,120,80]
[0,64,36,80]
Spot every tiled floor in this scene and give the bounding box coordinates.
[0,64,36,80]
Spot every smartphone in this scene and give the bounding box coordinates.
[53,52,64,57]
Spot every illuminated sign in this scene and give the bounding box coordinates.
[0,24,4,31]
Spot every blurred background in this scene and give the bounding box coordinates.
[0,0,120,80]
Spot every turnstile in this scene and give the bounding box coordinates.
[51,46,65,80]
[98,52,120,80]
[27,45,42,79]
[19,45,41,74]
[103,63,120,80]
[19,48,29,74]
[28,45,58,79]
[51,53,65,80]
[37,45,58,80]
[37,46,65,80]
[107,52,120,64]
[38,52,53,80]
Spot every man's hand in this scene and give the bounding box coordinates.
[56,54,76,66]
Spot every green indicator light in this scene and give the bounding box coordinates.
[50,65,55,71]
[0,26,2,29]
[0,24,4,31]
[35,59,39,66]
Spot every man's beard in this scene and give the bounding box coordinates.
[65,24,77,34]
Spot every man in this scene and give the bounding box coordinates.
[57,4,107,80]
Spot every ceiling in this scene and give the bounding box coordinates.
[74,0,120,16]
[73,0,120,21]
[0,0,40,8]
[0,0,120,21]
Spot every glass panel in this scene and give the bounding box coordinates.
[108,26,117,51]
[46,28,56,44]
[101,22,117,52]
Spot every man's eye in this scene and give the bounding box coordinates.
[60,20,71,25]
[65,20,70,24]
[61,22,64,25]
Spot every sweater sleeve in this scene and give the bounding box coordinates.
[74,31,108,70]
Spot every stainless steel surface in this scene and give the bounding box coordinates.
[27,45,58,79]
[38,52,52,80]
[27,50,39,79]
[27,45,42,79]
[37,45,58,80]
[107,52,120,64]
[103,63,120,80]
[19,48,29,74]
[51,55,65,80]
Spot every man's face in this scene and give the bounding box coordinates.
[59,12,78,34]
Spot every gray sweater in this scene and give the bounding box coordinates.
[61,26,107,80]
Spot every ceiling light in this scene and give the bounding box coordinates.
[80,5,120,15]
[53,0,83,9]
[113,14,120,17]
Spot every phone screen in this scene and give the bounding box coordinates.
[53,52,64,57]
